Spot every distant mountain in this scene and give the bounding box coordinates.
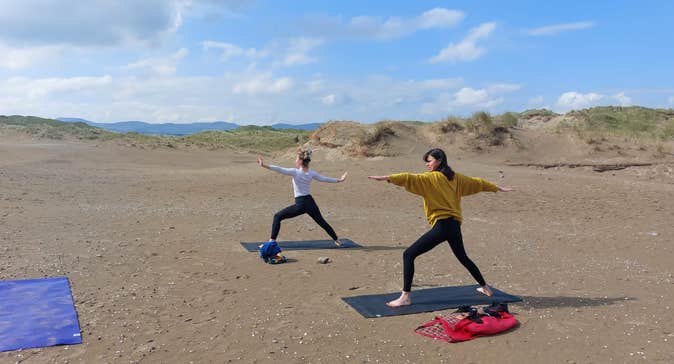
[57,117,92,124]
[271,122,323,130]
[57,118,322,135]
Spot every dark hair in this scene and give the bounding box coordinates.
[297,148,312,167]
[423,148,455,181]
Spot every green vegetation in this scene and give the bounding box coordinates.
[437,112,517,135]
[182,126,310,153]
[520,109,558,118]
[436,116,464,133]
[497,112,519,128]
[362,124,395,146]
[0,115,113,140]
[465,111,494,134]
[463,111,512,145]
[0,116,311,153]
[434,106,673,142]
[3,106,672,154]
[565,106,674,141]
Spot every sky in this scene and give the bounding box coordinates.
[0,0,673,125]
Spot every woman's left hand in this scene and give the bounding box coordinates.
[368,175,389,181]
[498,186,515,192]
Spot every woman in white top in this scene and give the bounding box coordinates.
[257,148,348,246]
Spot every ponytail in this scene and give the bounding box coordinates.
[297,148,312,167]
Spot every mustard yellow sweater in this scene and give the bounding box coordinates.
[388,171,498,226]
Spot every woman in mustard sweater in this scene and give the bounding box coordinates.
[368,148,514,307]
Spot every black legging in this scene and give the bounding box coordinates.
[271,195,338,241]
[402,217,486,292]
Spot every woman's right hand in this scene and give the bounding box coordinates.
[368,175,389,181]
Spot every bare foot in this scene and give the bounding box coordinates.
[334,239,342,247]
[386,293,411,307]
[477,285,493,297]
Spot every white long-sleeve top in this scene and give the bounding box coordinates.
[268,165,339,197]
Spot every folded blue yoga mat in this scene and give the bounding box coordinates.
[0,276,82,352]
[342,285,522,318]
[240,238,361,252]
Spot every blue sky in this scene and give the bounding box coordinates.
[0,0,672,124]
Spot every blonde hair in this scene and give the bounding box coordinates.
[297,148,312,167]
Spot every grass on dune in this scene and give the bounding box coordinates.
[567,106,674,141]
[0,116,311,153]
[181,126,310,153]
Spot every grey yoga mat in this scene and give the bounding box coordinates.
[240,238,361,252]
[342,285,522,318]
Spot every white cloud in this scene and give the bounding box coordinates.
[669,96,674,106]
[417,8,466,29]
[0,1,253,48]
[319,92,350,107]
[348,16,406,40]
[466,22,497,41]
[203,38,321,67]
[321,94,337,105]
[454,87,489,105]
[232,72,294,95]
[305,78,324,93]
[179,0,254,19]
[3,75,113,99]
[613,92,632,106]
[555,91,605,111]
[301,8,464,41]
[0,1,182,47]
[429,22,496,63]
[124,48,188,76]
[527,21,595,36]
[420,93,452,115]
[487,83,521,93]
[283,37,323,66]
[202,41,259,60]
[419,86,505,116]
[0,43,63,69]
[0,68,518,124]
[418,78,463,90]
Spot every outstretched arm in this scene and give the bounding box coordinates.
[257,156,295,175]
[312,171,348,183]
[498,186,515,192]
[257,156,270,169]
[370,173,432,196]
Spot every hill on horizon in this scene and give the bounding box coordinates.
[3,106,673,162]
[56,117,322,136]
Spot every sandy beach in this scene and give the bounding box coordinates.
[1,135,673,363]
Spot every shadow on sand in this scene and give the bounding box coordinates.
[517,295,635,309]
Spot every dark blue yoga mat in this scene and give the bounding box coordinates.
[342,285,522,318]
[0,276,82,352]
[240,238,361,252]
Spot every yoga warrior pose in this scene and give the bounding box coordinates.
[368,148,514,307]
[257,148,347,246]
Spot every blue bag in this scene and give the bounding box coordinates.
[259,241,286,264]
